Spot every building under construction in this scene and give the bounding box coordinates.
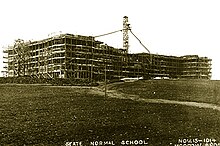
[2,16,212,80]
[2,33,212,80]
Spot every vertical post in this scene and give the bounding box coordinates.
[91,38,93,81]
[138,63,139,78]
[105,62,107,98]
[64,36,67,78]
[104,44,107,98]
[123,16,129,53]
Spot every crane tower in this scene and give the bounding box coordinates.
[123,16,130,53]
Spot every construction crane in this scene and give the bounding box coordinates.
[123,16,130,53]
[94,16,151,60]
[94,16,152,79]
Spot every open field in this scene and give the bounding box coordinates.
[1,80,220,145]
[110,80,220,105]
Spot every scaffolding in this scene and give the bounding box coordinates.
[2,15,212,80]
[3,33,212,80]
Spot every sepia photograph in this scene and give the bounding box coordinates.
[0,0,220,145]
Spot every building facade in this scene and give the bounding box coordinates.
[127,53,212,79]
[3,33,212,80]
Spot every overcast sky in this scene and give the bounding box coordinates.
[0,0,219,79]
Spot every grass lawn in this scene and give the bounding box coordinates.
[110,80,220,105]
[0,84,220,145]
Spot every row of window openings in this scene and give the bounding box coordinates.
[30,39,94,48]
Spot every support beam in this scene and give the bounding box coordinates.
[123,16,130,53]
